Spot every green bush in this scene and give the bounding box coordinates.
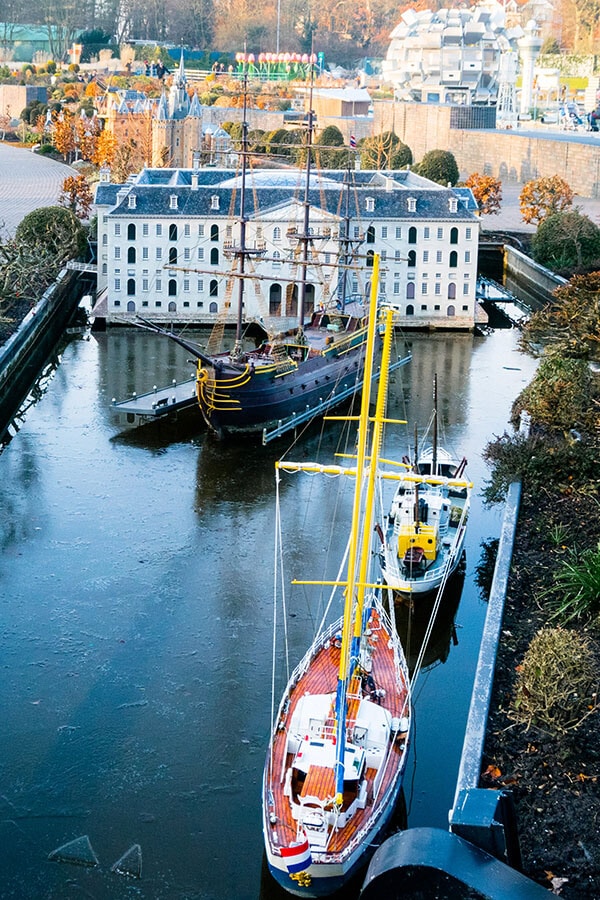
[482,428,599,503]
[511,354,595,430]
[414,149,459,185]
[532,210,600,271]
[510,626,598,734]
[541,543,600,626]
[15,205,88,263]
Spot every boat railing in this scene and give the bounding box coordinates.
[286,620,343,688]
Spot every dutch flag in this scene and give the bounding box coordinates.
[349,134,357,149]
[280,836,312,873]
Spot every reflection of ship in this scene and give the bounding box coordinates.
[394,568,465,677]
[194,432,284,511]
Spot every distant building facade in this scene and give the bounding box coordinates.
[94,166,481,332]
[0,84,47,120]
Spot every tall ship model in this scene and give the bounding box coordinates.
[133,71,410,443]
[378,375,472,597]
[262,266,411,896]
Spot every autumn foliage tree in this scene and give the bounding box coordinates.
[93,129,118,168]
[59,175,94,220]
[51,111,77,161]
[519,175,574,225]
[464,173,502,216]
[75,115,101,162]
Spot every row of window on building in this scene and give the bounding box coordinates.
[112,297,469,317]
[106,221,474,244]
[106,245,472,267]
[111,277,470,300]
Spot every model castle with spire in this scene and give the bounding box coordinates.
[99,49,233,168]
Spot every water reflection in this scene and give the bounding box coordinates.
[394,571,465,677]
[0,326,539,899]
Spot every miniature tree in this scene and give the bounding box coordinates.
[316,125,348,169]
[51,112,77,160]
[59,174,94,220]
[93,130,118,168]
[415,149,459,185]
[15,206,87,263]
[520,271,600,360]
[358,131,412,170]
[464,173,502,215]
[519,175,573,225]
[532,210,600,271]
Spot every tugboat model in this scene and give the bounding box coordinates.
[379,378,472,597]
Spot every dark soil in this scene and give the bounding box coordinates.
[0,298,33,345]
[482,486,600,898]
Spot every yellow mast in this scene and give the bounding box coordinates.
[333,256,398,806]
[335,255,380,693]
[353,303,394,643]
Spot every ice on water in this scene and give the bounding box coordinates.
[48,835,99,867]
[111,843,142,878]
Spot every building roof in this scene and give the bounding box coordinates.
[94,167,479,224]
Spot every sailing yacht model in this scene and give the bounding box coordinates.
[378,375,472,597]
[137,70,410,443]
[262,261,411,896]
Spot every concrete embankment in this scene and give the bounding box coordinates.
[0,268,92,441]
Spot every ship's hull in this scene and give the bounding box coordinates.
[262,606,410,898]
[263,777,405,897]
[380,527,468,596]
[197,330,373,437]
[379,466,471,598]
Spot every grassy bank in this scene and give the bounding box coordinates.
[480,275,600,898]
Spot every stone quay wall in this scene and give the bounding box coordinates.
[373,101,600,199]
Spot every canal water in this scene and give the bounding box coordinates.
[0,325,537,899]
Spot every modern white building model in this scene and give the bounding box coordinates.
[383,1,525,105]
[93,166,480,331]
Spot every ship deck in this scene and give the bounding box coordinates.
[264,614,410,859]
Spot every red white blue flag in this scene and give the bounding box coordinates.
[349,134,357,148]
[281,837,312,873]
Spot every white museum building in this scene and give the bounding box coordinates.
[93,166,481,332]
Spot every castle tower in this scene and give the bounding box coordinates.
[168,48,190,119]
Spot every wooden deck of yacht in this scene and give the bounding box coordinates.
[264,618,410,859]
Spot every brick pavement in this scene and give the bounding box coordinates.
[0,143,73,236]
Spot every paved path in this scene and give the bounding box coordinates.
[0,143,73,236]
[480,182,600,235]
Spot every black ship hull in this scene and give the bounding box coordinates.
[197,328,373,437]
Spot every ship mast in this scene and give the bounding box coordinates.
[432,373,438,476]
[337,163,352,309]
[333,256,393,806]
[233,62,250,357]
[296,59,316,343]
